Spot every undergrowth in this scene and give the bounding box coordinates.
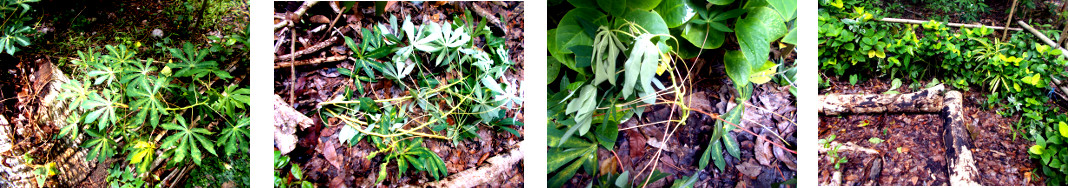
[547,0,798,187]
[820,0,1068,185]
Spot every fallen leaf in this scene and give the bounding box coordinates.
[599,156,619,176]
[755,137,773,166]
[736,160,762,178]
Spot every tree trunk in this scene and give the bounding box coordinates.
[942,91,980,186]
[818,84,945,115]
[1002,0,1020,41]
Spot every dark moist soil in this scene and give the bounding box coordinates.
[562,57,797,187]
[274,1,524,187]
[818,78,1042,186]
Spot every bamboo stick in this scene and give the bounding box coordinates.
[1003,0,1020,41]
[876,18,1022,31]
[1017,21,1068,56]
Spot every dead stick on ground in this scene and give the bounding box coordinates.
[876,18,1022,31]
[274,55,348,69]
[1003,0,1019,41]
[818,84,945,115]
[275,34,340,61]
[289,28,296,105]
[817,141,880,154]
[469,3,505,33]
[410,140,524,188]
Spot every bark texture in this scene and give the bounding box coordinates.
[819,84,945,115]
[942,91,980,186]
[274,94,314,155]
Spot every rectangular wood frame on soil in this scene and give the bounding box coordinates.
[818,84,979,186]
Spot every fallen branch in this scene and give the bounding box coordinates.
[274,55,349,69]
[408,140,524,188]
[276,32,342,62]
[943,91,980,186]
[877,18,1022,31]
[468,3,505,34]
[1018,21,1068,56]
[819,84,945,115]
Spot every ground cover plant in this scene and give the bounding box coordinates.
[0,0,249,187]
[547,0,798,186]
[272,2,524,187]
[818,0,1068,185]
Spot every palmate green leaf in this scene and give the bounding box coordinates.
[562,85,597,145]
[547,138,596,187]
[87,61,117,85]
[215,84,251,117]
[127,76,168,128]
[167,42,228,79]
[161,116,216,166]
[622,34,659,99]
[218,117,250,157]
[592,26,624,85]
[125,140,156,173]
[81,92,116,131]
[81,129,116,162]
[57,80,92,110]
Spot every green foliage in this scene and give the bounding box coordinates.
[321,12,521,184]
[548,0,795,186]
[274,151,312,188]
[820,0,1068,184]
[0,0,38,56]
[57,41,249,186]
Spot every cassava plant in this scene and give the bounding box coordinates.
[547,0,797,187]
[310,12,522,184]
[54,41,250,185]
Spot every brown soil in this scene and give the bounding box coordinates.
[818,78,1041,186]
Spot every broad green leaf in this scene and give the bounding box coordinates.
[723,133,741,159]
[749,61,777,84]
[618,9,670,39]
[568,0,599,9]
[557,8,607,54]
[708,0,734,5]
[548,57,562,84]
[655,0,697,28]
[683,21,726,49]
[736,12,770,70]
[597,0,626,17]
[1060,122,1068,138]
[767,0,797,21]
[616,170,630,187]
[782,28,797,45]
[1031,144,1045,155]
[724,51,751,88]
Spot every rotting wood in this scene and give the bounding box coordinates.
[274,55,349,69]
[274,94,314,155]
[408,140,524,188]
[818,84,945,115]
[876,18,1022,31]
[942,91,980,186]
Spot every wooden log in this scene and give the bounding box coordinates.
[876,18,1022,31]
[818,84,945,115]
[274,95,314,155]
[1018,21,1068,56]
[942,91,980,186]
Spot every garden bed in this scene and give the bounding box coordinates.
[818,78,1040,186]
